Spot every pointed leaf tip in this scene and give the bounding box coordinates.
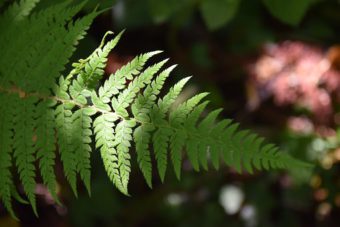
[150,50,164,56]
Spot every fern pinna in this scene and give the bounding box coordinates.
[0,0,311,218]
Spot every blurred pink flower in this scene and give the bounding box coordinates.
[287,116,314,135]
[248,41,340,129]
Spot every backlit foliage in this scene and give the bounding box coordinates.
[0,0,310,218]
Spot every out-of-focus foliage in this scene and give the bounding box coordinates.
[112,0,317,30]
[262,0,313,26]
[200,0,240,30]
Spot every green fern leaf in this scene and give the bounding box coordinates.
[134,125,154,187]
[209,119,232,170]
[156,77,191,116]
[182,101,209,171]
[79,31,123,88]
[132,65,176,122]
[72,108,94,195]
[99,51,162,103]
[13,96,38,215]
[55,77,78,196]
[197,109,223,170]
[114,119,136,194]
[150,77,191,180]
[221,122,239,167]
[131,66,176,185]
[0,94,17,219]
[112,60,168,118]
[94,114,127,194]
[153,126,172,182]
[35,100,59,203]
[1,0,40,22]
[169,93,209,178]
[0,1,313,217]
[1,1,95,93]
[231,130,251,173]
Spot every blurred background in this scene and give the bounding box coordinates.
[1,0,340,226]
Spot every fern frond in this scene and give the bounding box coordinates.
[180,101,211,171]
[78,30,123,88]
[94,114,127,194]
[114,119,136,194]
[71,108,94,195]
[132,65,176,122]
[0,0,39,23]
[156,77,191,116]
[209,119,232,170]
[99,51,162,103]
[132,66,176,185]
[0,1,96,93]
[0,0,312,217]
[169,93,209,177]
[55,77,79,196]
[133,125,154,188]
[0,94,17,218]
[12,96,38,215]
[197,109,223,170]
[35,100,59,203]
[152,126,172,182]
[150,77,191,181]
[111,59,168,117]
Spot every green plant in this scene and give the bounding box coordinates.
[118,0,314,30]
[0,0,311,219]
